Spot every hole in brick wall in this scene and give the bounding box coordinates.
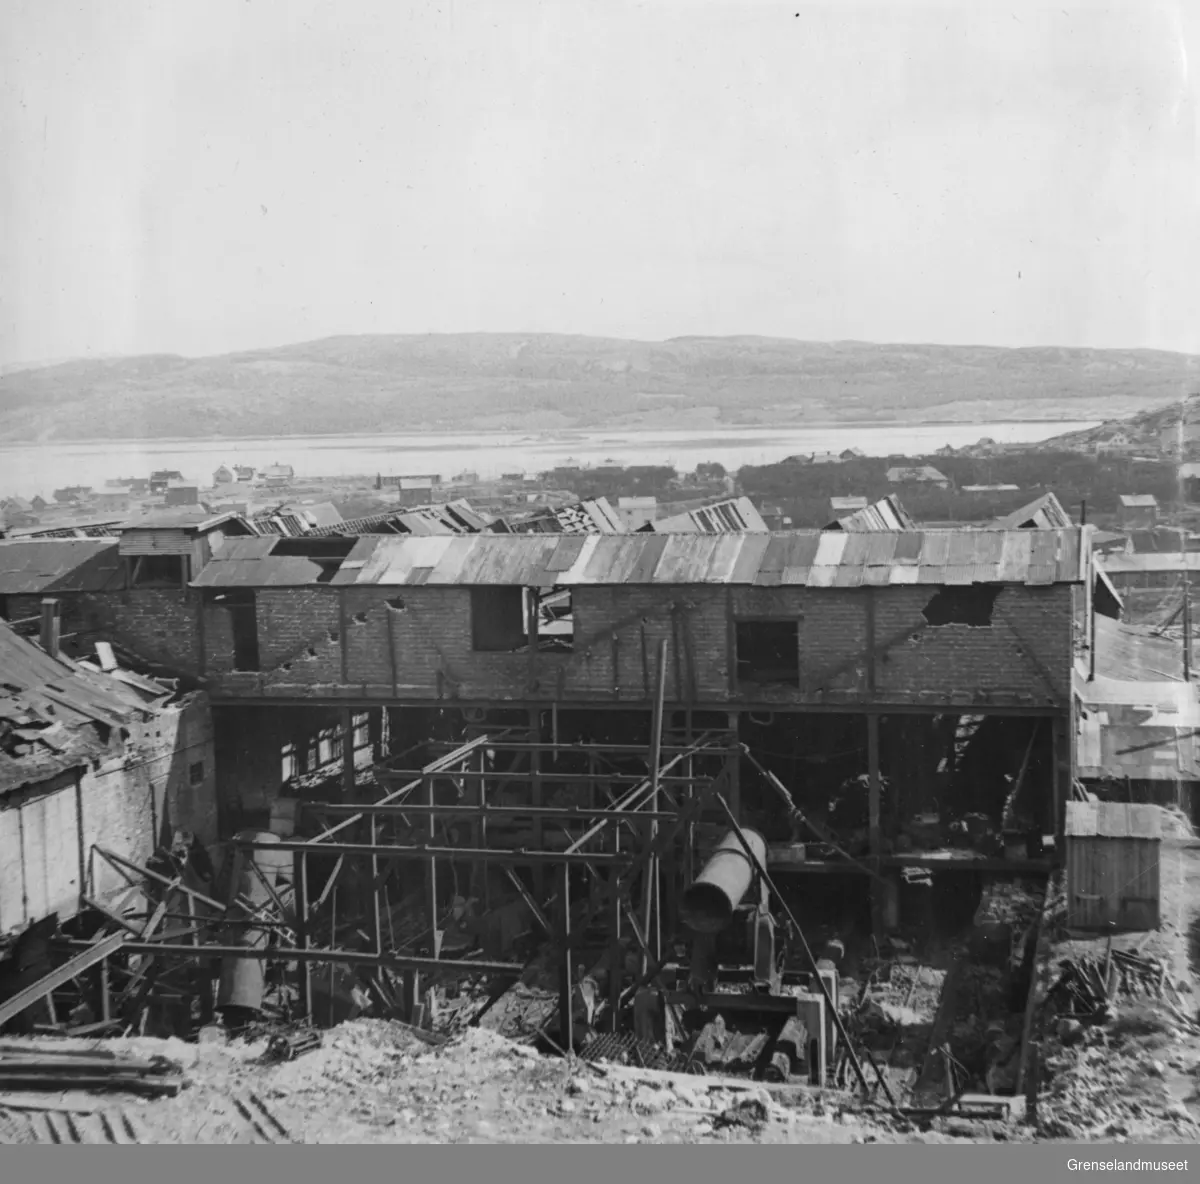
[328,630,340,643]
[386,597,406,612]
[735,620,800,688]
[304,647,318,659]
[921,586,999,627]
[354,611,369,624]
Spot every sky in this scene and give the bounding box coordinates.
[1,0,1198,366]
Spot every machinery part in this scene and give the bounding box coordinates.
[266,1029,322,1062]
[217,831,281,1014]
[680,828,767,935]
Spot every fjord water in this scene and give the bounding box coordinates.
[0,421,1099,499]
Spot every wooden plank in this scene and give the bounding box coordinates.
[0,932,127,1028]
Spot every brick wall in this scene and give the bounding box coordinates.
[8,590,203,675]
[199,581,1075,708]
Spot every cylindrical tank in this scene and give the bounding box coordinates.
[680,828,767,934]
[217,831,280,1014]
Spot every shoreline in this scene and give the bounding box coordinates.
[0,416,1095,449]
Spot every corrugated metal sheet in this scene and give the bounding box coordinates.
[992,492,1074,531]
[1092,616,1188,683]
[651,496,769,534]
[0,619,165,796]
[828,494,916,533]
[190,527,1089,589]
[1064,801,1164,839]
[0,540,123,595]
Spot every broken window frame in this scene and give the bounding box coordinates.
[469,585,574,653]
[206,589,260,672]
[920,585,1000,628]
[734,618,802,689]
[129,554,189,590]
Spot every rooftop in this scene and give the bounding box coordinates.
[1064,800,1164,840]
[190,527,1088,590]
[991,492,1073,530]
[0,619,168,795]
[0,539,123,595]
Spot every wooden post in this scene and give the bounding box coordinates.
[371,810,383,957]
[294,849,311,1022]
[530,708,544,899]
[558,862,574,1053]
[341,709,356,799]
[867,712,883,935]
[609,824,623,1033]
[727,711,741,821]
[39,598,61,659]
[427,771,440,959]
[645,639,668,966]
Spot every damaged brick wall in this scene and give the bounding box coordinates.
[197,581,1074,707]
[7,590,203,675]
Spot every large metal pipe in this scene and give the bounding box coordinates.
[680,828,766,934]
[217,831,280,1014]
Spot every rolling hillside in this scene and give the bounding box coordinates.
[2,334,1197,442]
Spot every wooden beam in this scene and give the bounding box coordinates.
[0,932,126,1028]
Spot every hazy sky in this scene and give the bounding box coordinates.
[2,0,1198,365]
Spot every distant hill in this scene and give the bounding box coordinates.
[1,334,1198,442]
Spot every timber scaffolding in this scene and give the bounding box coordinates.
[39,717,742,1051]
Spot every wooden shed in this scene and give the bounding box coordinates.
[1064,801,1162,931]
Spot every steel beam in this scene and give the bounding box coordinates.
[57,941,522,976]
[301,802,681,821]
[235,839,625,865]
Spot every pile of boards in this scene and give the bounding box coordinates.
[0,1044,185,1097]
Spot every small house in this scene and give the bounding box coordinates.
[233,465,256,483]
[829,496,868,515]
[1064,801,1162,931]
[810,451,843,465]
[213,465,234,486]
[148,470,184,495]
[165,482,200,507]
[616,496,657,531]
[261,464,295,490]
[118,508,254,588]
[885,465,950,489]
[1118,494,1158,531]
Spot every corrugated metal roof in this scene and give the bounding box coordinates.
[1064,800,1164,840]
[651,496,768,534]
[1092,616,1189,683]
[120,508,241,532]
[827,495,916,533]
[190,527,1088,589]
[510,497,625,536]
[1099,553,1200,576]
[1119,494,1159,508]
[0,539,124,595]
[992,492,1073,531]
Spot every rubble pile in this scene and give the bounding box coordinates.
[1038,1010,1200,1141]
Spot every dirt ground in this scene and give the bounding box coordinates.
[1034,837,1200,1144]
[2,842,1199,1145]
